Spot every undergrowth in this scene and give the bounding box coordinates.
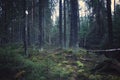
[0,46,120,80]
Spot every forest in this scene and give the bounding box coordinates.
[0,0,120,80]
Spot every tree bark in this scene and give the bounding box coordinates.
[106,0,113,48]
[23,0,28,57]
[39,0,43,48]
[59,0,63,48]
[69,0,79,48]
[64,0,66,48]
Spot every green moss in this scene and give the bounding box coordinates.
[63,49,73,54]
[1,47,120,80]
[76,61,84,67]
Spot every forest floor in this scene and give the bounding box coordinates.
[0,46,120,80]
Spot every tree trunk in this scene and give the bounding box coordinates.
[69,0,79,48]
[106,0,113,48]
[64,0,66,48]
[59,0,63,48]
[23,0,28,57]
[39,0,43,48]
[31,0,36,44]
[114,0,116,14]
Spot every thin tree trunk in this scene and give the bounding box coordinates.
[59,0,63,48]
[23,0,28,57]
[27,18,30,46]
[106,0,113,48]
[64,0,66,48]
[114,0,116,14]
[39,0,43,48]
[31,0,36,44]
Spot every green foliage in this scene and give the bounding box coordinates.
[76,61,84,68]
[79,17,89,39]
[23,60,49,80]
[50,64,70,78]
[0,47,24,70]
[0,47,72,80]
[1,47,120,80]
[63,49,73,53]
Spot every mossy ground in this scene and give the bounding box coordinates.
[0,46,120,80]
